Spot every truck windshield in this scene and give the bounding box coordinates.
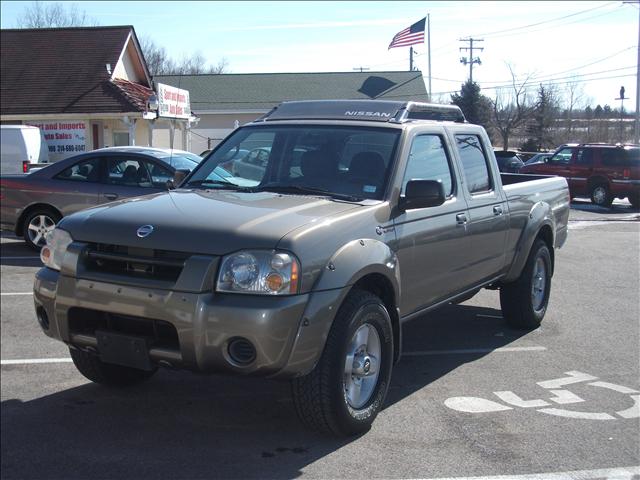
[184,125,401,200]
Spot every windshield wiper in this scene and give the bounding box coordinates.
[184,179,248,190]
[252,184,363,202]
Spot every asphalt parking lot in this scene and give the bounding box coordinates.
[1,199,639,480]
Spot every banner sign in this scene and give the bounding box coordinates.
[157,83,191,119]
[26,120,87,157]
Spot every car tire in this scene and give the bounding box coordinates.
[291,289,393,436]
[22,208,61,251]
[590,184,613,208]
[70,347,157,386]
[500,239,552,330]
[629,194,640,210]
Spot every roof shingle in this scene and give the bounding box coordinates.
[155,71,428,112]
[1,26,148,115]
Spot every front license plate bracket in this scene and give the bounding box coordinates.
[96,330,153,371]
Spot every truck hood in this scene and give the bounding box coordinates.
[59,189,361,255]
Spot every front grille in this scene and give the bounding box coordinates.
[68,308,179,350]
[84,243,189,282]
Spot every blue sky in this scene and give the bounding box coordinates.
[1,1,637,108]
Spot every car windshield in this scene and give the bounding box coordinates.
[184,125,401,200]
[155,153,201,170]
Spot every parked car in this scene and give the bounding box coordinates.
[519,143,640,208]
[524,152,552,166]
[493,150,524,173]
[33,100,569,436]
[230,147,271,181]
[0,147,206,249]
[1,125,50,174]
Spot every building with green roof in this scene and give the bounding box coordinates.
[155,71,428,153]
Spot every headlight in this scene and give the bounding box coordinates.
[216,250,300,295]
[40,228,73,271]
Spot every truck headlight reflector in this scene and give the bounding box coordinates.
[40,228,73,271]
[217,250,300,295]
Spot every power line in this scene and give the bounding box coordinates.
[430,73,635,97]
[470,1,617,38]
[426,2,621,62]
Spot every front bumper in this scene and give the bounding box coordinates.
[34,266,348,378]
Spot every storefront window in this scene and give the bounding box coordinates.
[113,131,130,146]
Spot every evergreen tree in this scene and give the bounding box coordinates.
[450,80,492,129]
[526,84,558,150]
[594,105,603,118]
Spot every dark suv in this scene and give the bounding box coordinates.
[519,143,640,208]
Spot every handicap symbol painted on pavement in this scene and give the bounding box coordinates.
[444,371,639,420]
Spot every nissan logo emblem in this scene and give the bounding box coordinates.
[136,225,154,238]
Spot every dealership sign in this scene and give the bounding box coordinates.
[26,120,86,156]
[157,83,191,119]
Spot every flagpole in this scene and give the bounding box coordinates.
[427,13,432,101]
[410,46,413,71]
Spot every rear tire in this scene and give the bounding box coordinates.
[70,347,157,386]
[22,208,61,250]
[500,239,552,330]
[590,184,613,208]
[291,289,393,436]
[629,194,639,210]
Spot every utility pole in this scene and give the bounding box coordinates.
[623,0,640,143]
[459,37,484,83]
[616,86,627,142]
[427,13,432,100]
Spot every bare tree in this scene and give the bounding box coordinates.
[564,78,585,135]
[139,36,229,76]
[17,1,98,28]
[490,65,536,150]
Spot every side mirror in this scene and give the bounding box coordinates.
[399,180,446,211]
[544,156,550,163]
[166,168,190,190]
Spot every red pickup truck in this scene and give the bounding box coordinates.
[519,143,640,208]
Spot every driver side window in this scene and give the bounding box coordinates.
[550,148,574,165]
[402,135,454,196]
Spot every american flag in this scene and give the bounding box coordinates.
[388,18,426,49]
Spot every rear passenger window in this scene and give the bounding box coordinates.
[402,135,453,196]
[601,148,640,166]
[55,157,101,182]
[576,149,593,165]
[455,134,491,194]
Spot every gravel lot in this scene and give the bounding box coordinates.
[1,199,638,480]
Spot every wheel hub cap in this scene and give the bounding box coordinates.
[27,215,55,247]
[531,257,547,311]
[343,323,382,409]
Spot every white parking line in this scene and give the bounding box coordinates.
[0,292,33,296]
[1,358,72,365]
[403,346,546,356]
[0,256,41,260]
[429,465,640,480]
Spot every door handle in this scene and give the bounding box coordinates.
[104,193,118,201]
[493,205,503,215]
[456,213,468,225]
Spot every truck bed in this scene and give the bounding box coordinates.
[500,173,571,276]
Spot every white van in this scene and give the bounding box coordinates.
[0,125,50,174]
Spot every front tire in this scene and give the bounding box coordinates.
[70,348,157,386]
[590,184,613,208]
[292,289,393,436]
[629,194,639,210]
[500,239,552,330]
[22,208,60,250]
